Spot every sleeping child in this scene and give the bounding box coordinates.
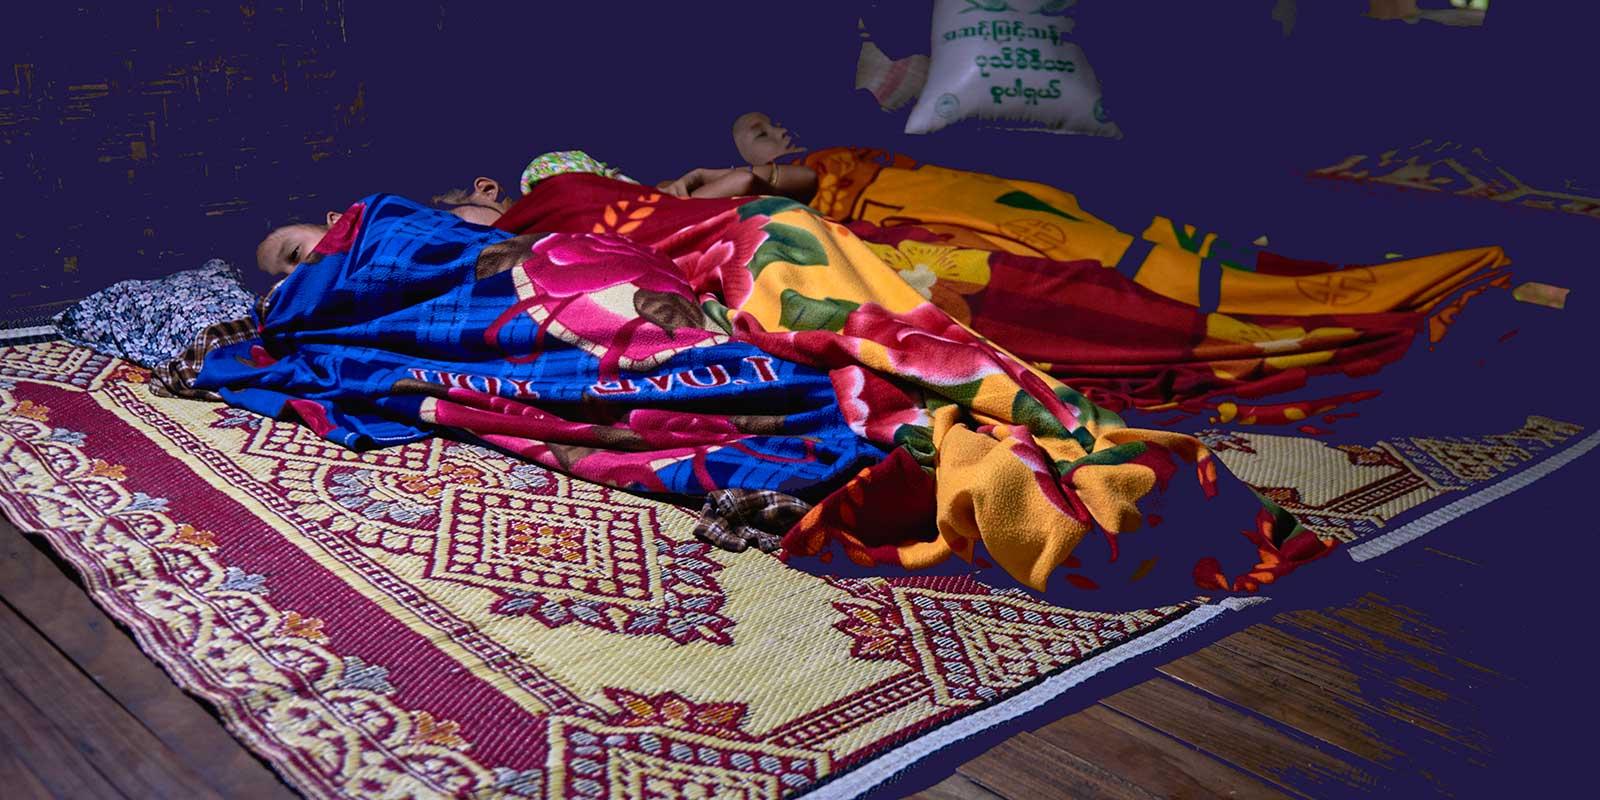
[501,114,821,205]
[653,112,819,203]
[256,176,517,278]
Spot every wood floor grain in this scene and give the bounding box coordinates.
[0,517,295,800]
[1030,703,1296,800]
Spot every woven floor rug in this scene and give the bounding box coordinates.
[1,337,1594,800]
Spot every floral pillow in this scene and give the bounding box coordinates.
[53,259,258,368]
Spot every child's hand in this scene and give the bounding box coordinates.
[660,168,717,198]
[660,177,694,198]
[690,169,760,199]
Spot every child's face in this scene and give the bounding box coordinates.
[733,112,800,165]
[256,222,329,277]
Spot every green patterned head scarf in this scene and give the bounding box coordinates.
[520,150,636,195]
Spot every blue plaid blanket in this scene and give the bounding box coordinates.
[195,194,883,499]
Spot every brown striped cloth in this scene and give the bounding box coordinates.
[149,291,274,400]
[693,489,813,554]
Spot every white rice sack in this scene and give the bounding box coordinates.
[855,41,930,112]
[905,0,1121,138]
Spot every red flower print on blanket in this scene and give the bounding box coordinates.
[661,209,769,308]
[485,233,726,376]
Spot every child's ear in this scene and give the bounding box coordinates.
[475,177,501,199]
[326,211,342,226]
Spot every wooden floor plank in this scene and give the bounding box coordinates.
[1326,594,1501,677]
[0,737,60,800]
[908,772,1009,800]
[1259,602,1495,760]
[958,733,1162,800]
[1031,702,1298,800]
[0,519,297,800]
[0,600,222,799]
[0,666,128,800]
[1158,636,1405,765]
[1099,676,1382,798]
[1223,623,1489,763]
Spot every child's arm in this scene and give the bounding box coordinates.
[759,163,818,203]
[664,164,819,201]
[658,167,728,197]
[690,169,761,198]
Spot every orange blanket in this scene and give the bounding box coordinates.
[805,147,1509,330]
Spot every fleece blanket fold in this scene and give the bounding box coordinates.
[493,178,1331,605]
[800,146,1513,413]
[197,196,886,501]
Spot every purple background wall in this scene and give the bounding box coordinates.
[2,1,1595,793]
[3,1,1589,310]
